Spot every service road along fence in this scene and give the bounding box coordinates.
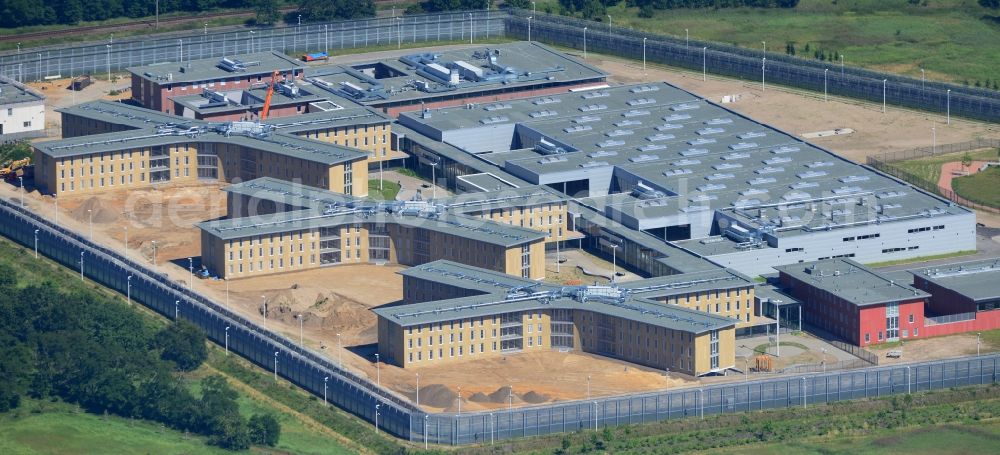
[0,196,998,445]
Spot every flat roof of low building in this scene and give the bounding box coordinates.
[0,76,45,106]
[307,42,607,106]
[457,172,520,192]
[754,284,801,306]
[58,100,187,130]
[129,51,304,85]
[399,260,538,294]
[912,258,1000,302]
[619,268,755,299]
[775,258,929,307]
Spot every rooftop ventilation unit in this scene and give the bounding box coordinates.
[615,119,643,127]
[714,163,743,170]
[657,123,683,131]
[672,158,701,166]
[671,103,700,111]
[771,146,801,154]
[529,109,558,118]
[733,199,762,208]
[534,138,565,155]
[805,161,834,168]
[722,152,751,160]
[748,177,777,185]
[876,190,907,199]
[831,186,863,195]
[688,138,716,146]
[630,85,660,93]
[484,102,512,111]
[755,166,785,174]
[574,115,601,123]
[690,194,717,202]
[705,173,735,181]
[789,181,819,189]
[480,115,510,125]
[579,104,607,112]
[623,109,650,117]
[564,125,592,133]
[764,156,792,165]
[533,97,562,105]
[698,183,727,192]
[580,161,609,168]
[581,90,610,99]
[588,150,618,158]
[217,58,261,72]
[680,148,708,157]
[627,98,656,106]
[606,129,634,137]
[697,127,725,135]
[729,142,758,150]
[783,192,811,201]
[538,155,568,164]
[646,133,675,142]
[739,131,767,139]
[741,188,769,196]
[705,117,733,125]
[597,139,625,148]
[664,168,693,176]
[638,144,667,152]
[839,175,870,183]
[632,181,666,199]
[681,205,710,213]
[629,154,660,163]
[797,170,828,179]
[664,114,691,122]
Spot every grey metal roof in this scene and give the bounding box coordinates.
[57,100,186,130]
[457,172,520,192]
[399,260,539,294]
[372,284,739,333]
[774,258,929,307]
[0,76,44,106]
[128,51,304,85]
[618,268,755,299]
[34,125,368,165]
[399,81,968,237]
[912,258,1000,302]
[754,284,801,306]
[306,42,607,106]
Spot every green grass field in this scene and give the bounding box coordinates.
[953,166,1000,209]
[889,148,999,186]
[709,422,1000,455]
[534,0,1000,85]
[369,179,401,201]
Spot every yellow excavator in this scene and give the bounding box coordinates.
[0,157,31,180]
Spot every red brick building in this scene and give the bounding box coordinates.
[775,259,930,347]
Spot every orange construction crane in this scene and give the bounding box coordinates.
[260,70,280,120]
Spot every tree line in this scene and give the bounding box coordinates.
[0,263,279,450]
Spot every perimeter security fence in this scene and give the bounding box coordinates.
[509,10,1000,124]
[0,195,999,446]
[0,10,505,83]
[867,138,1000,213]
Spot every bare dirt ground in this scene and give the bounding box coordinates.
[867,332,993,365]
[27,76,131,139]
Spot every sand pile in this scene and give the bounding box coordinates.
[521,391,550,404]
[416,384,458,409]
[468,392,490,403]
[70,197,118,223]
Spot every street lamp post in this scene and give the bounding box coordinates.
[698,388,704,419]
[583,27,587,59]
[375,353,381,387]
[824,68,828,101]
[761,57,766,92]
[323,376,328,404]
[424,415,429,449]
[642,37,647,73]
[921,68,925,90]
[489,413,494,444]
[469,13,473,45]
[946,89,951,125]
[375,403,380,434]
[106,45,111,81]
[685,28,689,47]
[127,275,132,305]
[457,386,462,415]
[274,351,279,381]
[611,244,618,281]
[155,0,159,29]
[593,401,598,430]
[187,257,193,288]
[33,229,38,258]
[527,16,532,42]
[225,326,230,354]
[18,176,24,207]
[79,251,84,281]
[175,300,179,320]
[607,15,612,43]
[882,79,887,113]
